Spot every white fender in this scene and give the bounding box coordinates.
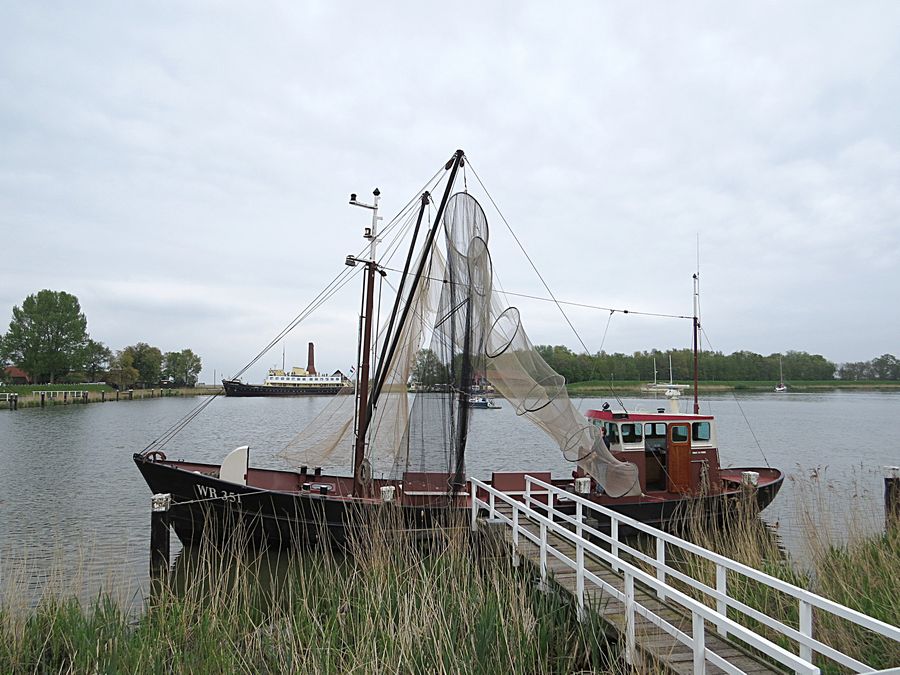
[220,445,249,485]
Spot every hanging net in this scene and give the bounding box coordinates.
[279,191,640,498]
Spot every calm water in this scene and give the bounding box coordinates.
[1,390,897,602]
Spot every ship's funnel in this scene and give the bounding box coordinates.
[307,342,317,375]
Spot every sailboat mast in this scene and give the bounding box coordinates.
[348,188,382,497]
[692,272,700,415]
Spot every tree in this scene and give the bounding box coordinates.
[163,349,203,386]
[106,350,139,389]
[123,342,163,387]
[80,339,112,382]
[411,349,448,388]
[0,290,89,383]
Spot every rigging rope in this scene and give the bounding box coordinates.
[143,162,450,453]
[699,325,771,469]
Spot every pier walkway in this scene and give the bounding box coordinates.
[470,475,900,674]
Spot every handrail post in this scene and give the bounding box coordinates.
[625,572,636,666]
[525,476,532,509]
[799,600,812,663]
[576,501,584,620]
[539,521,548,588]
[716,564,728,636]
[489,491,495,520]
[611,518,620,571]
[656,538,666,601]
[512,506,520,566]
[693,612,706,674]
[470,479,477,531]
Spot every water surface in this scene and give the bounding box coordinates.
[1,390,896,602]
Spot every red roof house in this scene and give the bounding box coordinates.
[3,366,31,384]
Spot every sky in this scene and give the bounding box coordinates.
[1,2,899,383]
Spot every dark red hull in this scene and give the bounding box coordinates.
[134,454,782,548]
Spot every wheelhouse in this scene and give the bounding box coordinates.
[586,408,723,496]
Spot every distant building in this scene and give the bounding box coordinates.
[3,366,31,384]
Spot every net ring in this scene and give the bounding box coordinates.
[486,307,521,358]
[514,373,567,415]
[561,425,596,462]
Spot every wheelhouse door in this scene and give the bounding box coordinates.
[666,423,692,494]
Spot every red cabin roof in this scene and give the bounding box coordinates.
[586,409,714,423]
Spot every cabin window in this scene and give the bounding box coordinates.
[692,422,711,442]
[644,423,667,439]
[620,423,643,444]
[602,422,620,444]
[671,425,689,443]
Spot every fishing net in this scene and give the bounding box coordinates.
[280,191,640,498]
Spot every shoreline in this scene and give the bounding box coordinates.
[0,386,223,409]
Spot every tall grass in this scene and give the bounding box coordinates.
[0,508,617,674]
[669,479,900,672]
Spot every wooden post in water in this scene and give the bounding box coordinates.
[40,392,45,407]
[128,389,134,400]
[63,391,68,404]
[150,493,172,579]
[101,391,105,402]
[11,394,17,410]
[885,466,900,531]
[115,390,120,401]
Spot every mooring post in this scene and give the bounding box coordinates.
[11,394,17,411]
[885,466,900,531]
[150,493,172,579]
[101,391,105,402]
[128,389,134,400]
[40,392,45,407]
[82,391,88,404]
[63,391,68,403]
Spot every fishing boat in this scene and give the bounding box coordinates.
[134,149,781,548]
[775,356,788,392]
[222,343,351,397]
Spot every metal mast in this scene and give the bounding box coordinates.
[692,272,700,415]
[347,188,382,497]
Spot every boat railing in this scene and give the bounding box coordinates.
[470,475,900,673]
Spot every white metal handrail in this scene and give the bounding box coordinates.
[470,477,820,675]
[521,474,899,673]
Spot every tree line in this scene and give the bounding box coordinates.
[0,289,202,387]
[408,345,900,386]
[535,346,900,383]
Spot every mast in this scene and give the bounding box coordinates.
[347,188,382,497]
[692,272,700,415]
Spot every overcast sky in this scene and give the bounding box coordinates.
[2,2,899,382]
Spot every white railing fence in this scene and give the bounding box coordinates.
[470,475,900,674]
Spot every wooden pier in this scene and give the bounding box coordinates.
[470,475,900,675]
[484,504,778,674]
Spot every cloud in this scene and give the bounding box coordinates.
[2,1,899,381]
